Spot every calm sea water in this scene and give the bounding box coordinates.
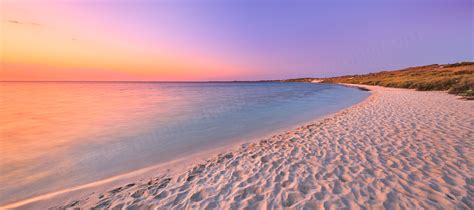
[0,82,369,204]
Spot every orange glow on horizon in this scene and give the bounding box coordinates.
[1,4,247,81]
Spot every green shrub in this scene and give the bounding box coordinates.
[322,62,473,97]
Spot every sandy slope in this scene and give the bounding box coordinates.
[19,85,474,209]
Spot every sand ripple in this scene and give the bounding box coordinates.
[55,86,473,209]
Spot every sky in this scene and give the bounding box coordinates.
[1,0,473,81]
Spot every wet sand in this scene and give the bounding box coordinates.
[4,85,474,209]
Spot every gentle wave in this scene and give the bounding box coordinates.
[0,82,369,204]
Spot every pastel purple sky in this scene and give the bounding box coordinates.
[1,0,473,81]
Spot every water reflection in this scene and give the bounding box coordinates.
[0,82,369,204]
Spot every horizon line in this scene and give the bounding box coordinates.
[0,80,289,83]
[0,79,318,83]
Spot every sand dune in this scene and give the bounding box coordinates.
[20,85,474,209]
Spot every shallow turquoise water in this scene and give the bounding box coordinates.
[0,82,369,204]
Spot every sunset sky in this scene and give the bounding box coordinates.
[1,0,472,81]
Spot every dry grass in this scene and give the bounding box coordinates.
[321,62,474,99]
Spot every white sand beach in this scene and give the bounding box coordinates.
[5,85,474,209]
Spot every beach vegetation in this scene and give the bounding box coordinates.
[320,62,474,99]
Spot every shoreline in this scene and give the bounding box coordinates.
[5,84,473,209]
[1,85,372,209]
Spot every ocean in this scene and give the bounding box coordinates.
[0,82,369,204]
